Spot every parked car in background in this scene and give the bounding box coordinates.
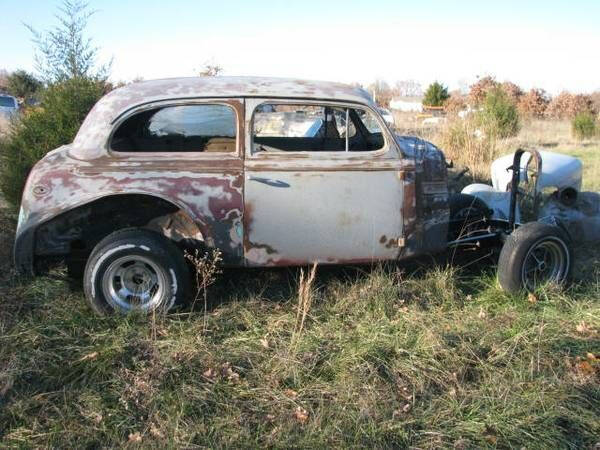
[15,77,579,315]
[378,107,395,128]
[0,94,19,118]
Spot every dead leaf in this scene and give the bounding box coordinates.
[202,368,216,379]
[78,352,98,362]
[284,389,298,399]
[156,327,168,338]
[149,423,164,439]
[392,403,411,417]
[128,432,142,443]
[294,406,309,424]
[221,363,240,382]
[260,338,269,349]
[586,353,596,361]
[528,293,538,303]
[575,360,595,376]
[0,378,14,397]
[483,425,497,444]
[576,321,589,334]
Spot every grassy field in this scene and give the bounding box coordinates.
[0,120,599,448]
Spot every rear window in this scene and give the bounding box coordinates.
[0,97,16,108]
[111,104,236,153]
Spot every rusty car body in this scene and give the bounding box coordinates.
[14,77,577,314]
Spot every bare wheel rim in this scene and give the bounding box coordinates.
[521,237,569,291]
[101,254,168,312]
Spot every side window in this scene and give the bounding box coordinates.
[357,109,382,134]
[111,104,236,153]
[253,104,384,153]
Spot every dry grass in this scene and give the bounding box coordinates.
[392,114,600,185]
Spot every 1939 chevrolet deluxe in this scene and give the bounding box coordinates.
[14,77,577,314]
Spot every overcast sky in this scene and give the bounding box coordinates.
[2,0,599,94]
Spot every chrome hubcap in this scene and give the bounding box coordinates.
[521,238,568,291]
[102,255,167,311]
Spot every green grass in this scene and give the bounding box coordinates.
[1,121,599,448]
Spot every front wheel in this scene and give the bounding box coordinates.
[498,222,571,294]
[84,229,190,315]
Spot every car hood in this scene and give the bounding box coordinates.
[394,134,444,162]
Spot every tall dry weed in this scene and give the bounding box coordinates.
[291,263,317,347]
[436,118,501,178]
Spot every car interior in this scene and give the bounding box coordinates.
[111,106,236,153]
[253,106,385,153]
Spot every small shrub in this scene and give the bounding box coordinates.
[444,94,467,117]
[468,76,499,106]
[518,88,549,118]
[571,112,596,140]
[546,91,595,119]
[423,81,450,107]
[437,118,500,177]
[500,81,523,104]
[477,87,520,138]
[0,77,106,208]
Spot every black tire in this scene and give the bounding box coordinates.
[448,193,491,241]
[84,228,190,315]
[498,222,572,294]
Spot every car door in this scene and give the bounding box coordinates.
[243,99,405,266]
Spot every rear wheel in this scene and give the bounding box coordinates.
[498,222,571,294]
[84,228,190,315]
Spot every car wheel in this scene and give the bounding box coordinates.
[84,228,190,315]
[497,222,571,294]
[448,193,491,241]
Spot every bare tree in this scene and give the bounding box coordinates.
[26,0,111,82]
[368,79,393,107]
[198,63,223,77]
[394,79,422,97]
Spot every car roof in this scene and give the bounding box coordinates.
[72,76,376,158]
[109,76,373,112]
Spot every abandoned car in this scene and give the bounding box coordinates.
[14,77,585,314]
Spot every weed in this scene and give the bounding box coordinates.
[184,248,223,327]
[291,262,317,347]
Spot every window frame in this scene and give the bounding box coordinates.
[106,99,241,158]
[249,99,394,159]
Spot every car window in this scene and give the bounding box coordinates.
[0,97,16,108]
[253,104,383,153]
[357,109,382,133]
[111,104,236,153]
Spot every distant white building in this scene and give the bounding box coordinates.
[389,97,423,112]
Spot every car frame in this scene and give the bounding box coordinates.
[14,77,575,314]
